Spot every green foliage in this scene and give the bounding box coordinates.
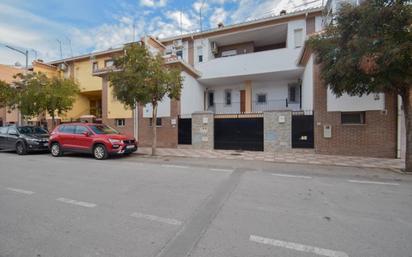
[0,80,17,109]
[307,0,412,97]
[108,43,183,108]
[13,72,79,121]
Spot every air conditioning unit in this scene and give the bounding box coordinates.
[173,39,183,49]
[211,42,218,54]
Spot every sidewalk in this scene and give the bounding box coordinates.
[138,147,405,170]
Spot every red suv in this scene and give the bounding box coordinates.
[49,123,137,160]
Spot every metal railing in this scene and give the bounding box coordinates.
[207,99,301,114]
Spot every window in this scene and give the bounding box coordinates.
[197,46,203,63]
[257,94,267,104]
[294,28,303,48]
[105,59,114,67]
[89,124,119,134]
[289,86,297,102]
[8,127,18,135]
[0,127,7,134]
[59,125,75,134]
[176,50,183,59]
[92,62,98,71]
[221,49,237,57]
[115,119,125,127]
[341,112,366,124]
[149,118,162,127]
[225,90,232,105]
[75,126,89,135]
[17,126,48,134]
[208,92,214,107]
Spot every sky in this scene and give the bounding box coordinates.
[0,0,322,65]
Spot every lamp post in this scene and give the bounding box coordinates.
[4,45,29,125]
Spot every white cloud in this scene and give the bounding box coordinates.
[193,0,208,12]
[140,0,167,8]
[209,7,228,28]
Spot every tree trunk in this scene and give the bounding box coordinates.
[402,88,412,172]
[151,103,158,156]
[51,113,56,130]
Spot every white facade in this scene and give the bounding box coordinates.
[180,71,204,115]
[327,90,385,112]
[301,55,314,110]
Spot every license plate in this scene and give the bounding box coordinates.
[44,143,49,147]
[126,145,135,149]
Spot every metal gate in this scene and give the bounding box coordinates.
[214,115,263,151]
[292,111,314,148]
[178,117,191,145]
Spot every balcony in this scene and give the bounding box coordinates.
[198,48,302,81]
[207,99,301,114]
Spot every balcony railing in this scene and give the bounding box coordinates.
[207,99,301,114]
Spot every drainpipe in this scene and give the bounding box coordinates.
[397,95,402,159]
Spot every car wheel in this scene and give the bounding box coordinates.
[93,144,108,160]
[16,142,27,155]
[50,142,63,157]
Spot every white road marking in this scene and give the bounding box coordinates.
[209,168,234,172]
[56,197,97,208]
[131,212,182,226]
[348,180,399,186]
[250,235,349,257]
[6,187,35,195]
[161,164,188,169]
[271,173,312,179]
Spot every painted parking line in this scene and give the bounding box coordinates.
[348,180,399,186]
[5,187,35,195]
[56,197,97,208]
[131,212,182,226]
[209,168,234,172]
[161,164,189,169]
[271,173,312,179]
[250,235,349,257]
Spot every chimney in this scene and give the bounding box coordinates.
[217,22,224,29]
[280,10,287,15]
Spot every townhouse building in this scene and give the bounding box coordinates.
[0,64,22,126]
[42,2,404,159]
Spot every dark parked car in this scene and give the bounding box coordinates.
[0,125,50,155]
[49,123,138,160]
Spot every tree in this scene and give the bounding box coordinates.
[109,43,183,156]
[307,0,412,172]
[0,80,17,109]
[14,72,80,128]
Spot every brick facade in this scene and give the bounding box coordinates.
[137,100,179,148]
[313,64,397,158]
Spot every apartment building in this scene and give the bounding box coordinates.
[0,64,23,126]
[44,2,402,158]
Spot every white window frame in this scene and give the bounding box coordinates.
[294,28,303,48]
[115,119,125,127]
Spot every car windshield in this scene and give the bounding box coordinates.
[89,125,119,135]
[17,126,48,135]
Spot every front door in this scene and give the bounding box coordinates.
[240,90,246,113]
[72,125,94,151]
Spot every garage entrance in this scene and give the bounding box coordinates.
[214,114,263,151]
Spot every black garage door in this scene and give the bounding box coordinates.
[178,117,192,145]
[214,117,263,151]
[292,112,314,148]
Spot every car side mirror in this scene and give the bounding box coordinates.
[9,132,18,136]
[82,131,90,137]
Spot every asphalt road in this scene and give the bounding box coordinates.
[0,152,411,257]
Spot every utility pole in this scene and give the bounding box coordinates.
[56,39,63,59]
[199,0,206,32]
